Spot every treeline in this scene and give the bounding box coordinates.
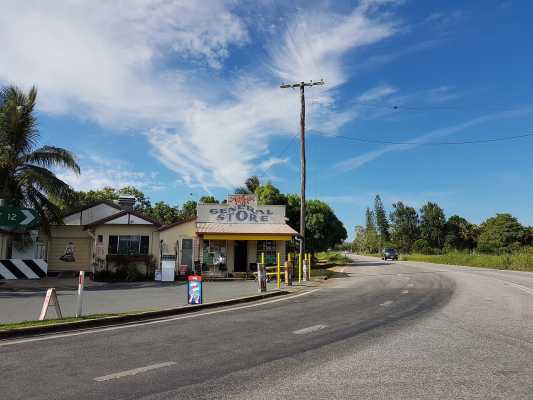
[61,176,347,252]
[354,195,533,255]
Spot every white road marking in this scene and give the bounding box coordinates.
[407,283,414,288]
[380,300,394,307]
[94,361,176,382]
[505,282,533,296]
[401,290,409,294]
[293,324,327,335]
[0,289,321,347]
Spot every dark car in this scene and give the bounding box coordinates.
[382,248,398,261]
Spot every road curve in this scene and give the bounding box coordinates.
[1,255,532,399]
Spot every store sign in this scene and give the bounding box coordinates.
[197,203,286,224]
[228,194,257,207]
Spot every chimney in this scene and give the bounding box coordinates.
[117,194,136,211]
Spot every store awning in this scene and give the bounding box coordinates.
[197,222,297,241]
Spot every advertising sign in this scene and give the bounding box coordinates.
[228,194,257,207]
[187,275,203,304]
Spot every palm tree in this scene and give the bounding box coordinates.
[0,85,80,231]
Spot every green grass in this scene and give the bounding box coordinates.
[0,309,158,331]
[401,251,533,272]
[315,251,352,265]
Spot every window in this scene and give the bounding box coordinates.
[97,235,103,243]
[257,240,277,265]
[108,235,149,255]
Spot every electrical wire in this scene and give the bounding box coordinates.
[324,132,533,146]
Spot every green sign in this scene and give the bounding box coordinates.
[0,207,39,227]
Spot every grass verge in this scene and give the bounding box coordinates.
[401,251,533,272]
[315,251,352,265]
[0,310,157,331]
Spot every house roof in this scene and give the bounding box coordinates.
[84,210,161,228]
[196,222,298,235]
[157,217,197,232]
[62,200,122,218]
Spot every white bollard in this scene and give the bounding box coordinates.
[76,271,85,317]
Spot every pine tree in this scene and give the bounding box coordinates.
[374,195,390,244]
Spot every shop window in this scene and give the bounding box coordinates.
[202,240,226,267]
[97,235,103,243]
[108,235,149,255]
[257,240,277,265]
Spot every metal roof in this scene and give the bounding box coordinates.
[196,222,298,235]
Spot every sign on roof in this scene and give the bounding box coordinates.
[227,194,257,207]
[197,203,286,224]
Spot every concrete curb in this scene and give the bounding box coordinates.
[0,290,290,340]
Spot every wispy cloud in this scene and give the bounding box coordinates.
[333,106,533,173]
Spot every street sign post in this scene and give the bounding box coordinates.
[0,207,38,228]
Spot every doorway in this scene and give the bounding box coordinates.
[234,241,247,272]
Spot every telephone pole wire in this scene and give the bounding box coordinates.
[280,79,325,275]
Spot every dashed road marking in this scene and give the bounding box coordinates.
[401,290,409,294]
[380,300,394,307]
[94,361,176,382]
[407,283,414,288]
[293,324,328,335]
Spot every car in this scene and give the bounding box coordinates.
[382,248,398,261]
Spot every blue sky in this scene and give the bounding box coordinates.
[1,0,533,238]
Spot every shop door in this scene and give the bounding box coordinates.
[181,238,193,270]
[234,241,247,272]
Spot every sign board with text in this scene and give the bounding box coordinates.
[197,203,286,224]
[0,207,38,228]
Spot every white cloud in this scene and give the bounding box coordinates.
[0,1,400,190]
[357,84,398,103]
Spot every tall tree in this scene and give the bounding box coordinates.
[255,181,287,205]
[364,207,380,253]
[390,202,419,253]
[245,176,260,193]
[198,195,218,203]
[0,86,80,231]
[374,194,390,243]
[444,215,477,250]
[477,213,524,253]
[419,202,446,249]
[303,200,347,252]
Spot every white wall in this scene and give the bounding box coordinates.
[64,203,120,225]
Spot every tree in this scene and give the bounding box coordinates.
[199,195,218,203]
[180,200,197,219]
[444,215,477,251]
[0,86,80,231]
[245,176,260,193]
[389,202,419,253]
[419,202,446,249]
[147,201,181,225]
[477,213,524,253]
[374,195,390,244]
[255,181,287,205]
[364,208,380,253]
[304,200,347,252]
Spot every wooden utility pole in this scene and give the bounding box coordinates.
[280,79,325,270]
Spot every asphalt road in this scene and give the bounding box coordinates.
[1,255,532,399]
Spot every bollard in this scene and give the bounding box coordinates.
[284,260,292,286]
[76,271,85,317]
[303,257,308,282]
[307,253,312,279]
[298,253,302,283]
[257,262,267,292]
[277,253,281,289]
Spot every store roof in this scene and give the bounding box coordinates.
[196,222,298,235]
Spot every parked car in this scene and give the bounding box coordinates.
[382,248,398,261]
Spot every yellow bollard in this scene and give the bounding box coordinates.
[298,253,302,283]
[277,253,281,289]
[261,252,265,265]
[307,253,311,279]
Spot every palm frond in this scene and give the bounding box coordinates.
[16,164,72,198]
[22,146,80,174]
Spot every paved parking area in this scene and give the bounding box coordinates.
[0,278,280,323]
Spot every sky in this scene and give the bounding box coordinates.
[1,0,533,238]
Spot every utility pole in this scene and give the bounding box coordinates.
[280,79,325,276]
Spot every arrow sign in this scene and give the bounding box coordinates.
[0,207,39,228]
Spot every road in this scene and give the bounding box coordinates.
[1,255,532,399]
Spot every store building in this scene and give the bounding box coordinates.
[159,195,298,276]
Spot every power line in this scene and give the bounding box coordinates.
[323,132,533,146]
